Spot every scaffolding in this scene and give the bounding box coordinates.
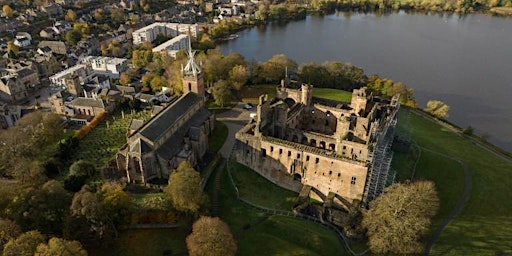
[362,100,399,206]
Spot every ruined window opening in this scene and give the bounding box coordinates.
[343,145,346,150]
[351,177,356,185]
[188,83,192,91]
[297,153,300,159]
[338,173,341,177]
[315,158,319,164]
[262,148,266,157]
[288,151,291,157]
[306,155,310,161]
[270,146,274,152]
[329,170,332,175]
[279,148,283,154]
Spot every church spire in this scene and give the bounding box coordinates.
[182,36,201,77]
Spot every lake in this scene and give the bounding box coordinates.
[219,11,512,152]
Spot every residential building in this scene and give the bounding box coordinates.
[152,34,189,58]
[49,64,88,86]
[0,102,21,129]
[132,22,199,45]
[80,56,129,79]
[38,41,68,55]
[32,54,61,78]
[41,3,63,16]
[0,72,28,102]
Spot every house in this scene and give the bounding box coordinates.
[67,96,112,125]
[14,32,32,47]
[41,3,63,17]
[116,48,215,184]
[49,64,88,86]
[0,72,28,102]
[38,41,68,55]
[37,46,53,55]
[80,56,129,79]
[40,28,58,39]
[52,21,72,35]
[32,53,61,79]
[0,103,21,129]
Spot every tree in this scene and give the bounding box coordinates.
[5,180,71,234]
[93,8,104,21]
[150,76,167,92]
[64,9,76,21]
[99,183,134,226]
[0,219,21,252]
[35,237,87,256]
[424,100,450,119]
[186,216,237,256]
[259,54,297,83]
[229,65,247,90]
[69,186,111,238]
[212,80,231,108]
[2,230,45,256]
[2,5,14,18]
[69,160,96,178]
[119,73,131,86]
[6,41,18,57]
[110,8,125,23]
[362,181,439,255]
[65,30,82,46]
[164,161,206,213]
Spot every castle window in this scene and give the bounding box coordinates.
[329,170,332,175]
[315,158,319,164]
[188,82,192,91]
[279,148,283,154]
[343,146,346,150]
[270,146,274,152]
[297,153,300,159]
[261,148,266,157]
[351,177,356,185]
[306,155,310,161]
[288,151,291,157]
[338,173,341,177]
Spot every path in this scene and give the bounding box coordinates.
[211,159,226,217]
[419,147,471,256]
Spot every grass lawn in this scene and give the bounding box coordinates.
[208,121,229,154]
[313,88,352,102]
[241,84,352,104]
[69,109,152,171]
[229,161,298,210]
[215,164,347,255]
[91,227,190,256]
[394,107,512,255]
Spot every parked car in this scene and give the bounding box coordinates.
[243,103,254,109]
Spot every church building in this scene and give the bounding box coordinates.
[116,48,214,184]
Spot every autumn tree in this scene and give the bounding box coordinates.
[150,75,167,92]
[64,9,76,21]
[70,160,96,178]
[119,73,131,86]
[0,219,21,252]
[2,5,14,18]
[164,161,206,214]
[362,181,439,255]
[5,180,71,234]
[2,230,45,256]
[425,100,450,119]
[186,216,237,256]
[6,41,18,57]
[259,54,298,83]
[35,237,87,256]
[93,8,104,21]
[69,186,112,239]
[229,65,247,90]
[212,80,231,108]
[98,183,134,227]
[110,8,125,23]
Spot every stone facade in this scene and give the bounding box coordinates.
[234,80,399,206]
[116,48,214,185]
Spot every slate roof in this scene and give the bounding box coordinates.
[138,92,201,142]
[68,97,105,108]
[156,107,211,160]
[129,119,144,131]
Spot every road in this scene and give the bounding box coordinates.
[215,102,252,158]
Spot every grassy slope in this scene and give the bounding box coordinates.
[208,121,229,154]
[313,88,353,102]
[241,84,353,104]
[395,108,512,255]
[218,164,346,255]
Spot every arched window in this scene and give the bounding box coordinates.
[188,82,192,91]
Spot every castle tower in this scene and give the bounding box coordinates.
[301,83,312,106]
[351,87,368,116]
[181,42,204,99]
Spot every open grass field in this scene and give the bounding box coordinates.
[240,84,353,104]
[217,164,347,255]
[393,107,512,255]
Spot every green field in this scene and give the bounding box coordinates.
[208,121,229,154]
[241,84,353,104]
[393,108,512,255]
[218,163,347,255]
